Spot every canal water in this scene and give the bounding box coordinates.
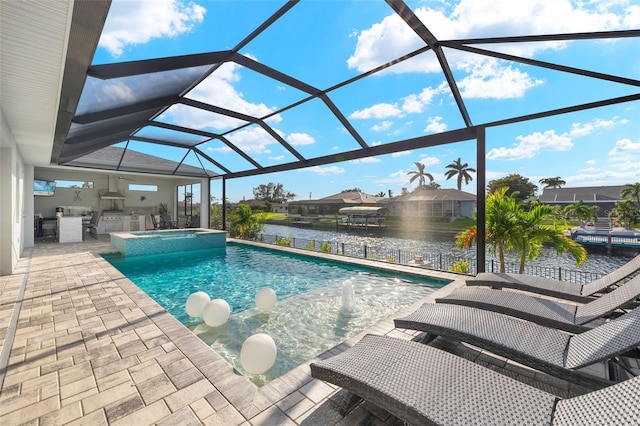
[262,224,636,276]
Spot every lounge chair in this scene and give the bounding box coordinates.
[310,334,640,426]
[394,303,640,389]
[467,253,640,302]
[436,274,640,333]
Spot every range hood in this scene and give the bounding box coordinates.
[100,192,125,200]
[100,176,126,200]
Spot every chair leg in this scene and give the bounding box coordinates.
[340,393,364,416]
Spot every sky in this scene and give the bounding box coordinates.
[91,0,640,203]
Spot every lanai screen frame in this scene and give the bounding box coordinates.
[52,0,640,273]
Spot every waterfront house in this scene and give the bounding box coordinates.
[288,190,385,216]
[379,188,476,218]
[538,185,626,224]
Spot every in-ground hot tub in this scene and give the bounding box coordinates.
[110,228,227,257]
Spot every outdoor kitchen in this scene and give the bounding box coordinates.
[33,170,185,242]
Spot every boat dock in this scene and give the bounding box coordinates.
[571,228,640,254]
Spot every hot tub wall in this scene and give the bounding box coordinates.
[111,229,227,257]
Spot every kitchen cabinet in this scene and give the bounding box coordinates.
[57,217,83,243]
[99,214,143,234]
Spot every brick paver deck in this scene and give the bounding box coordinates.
[0,236,618,425]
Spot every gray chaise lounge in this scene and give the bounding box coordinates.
[394,303,640,389]
[310,334,640,426]
[467,253,640,302]
[436,274,640,333]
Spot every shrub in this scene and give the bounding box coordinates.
[449,260,470,274]
[275,236,291,247]
[319,241,332,253]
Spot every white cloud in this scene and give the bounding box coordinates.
[391,150,413,158]
[568,118,619,137]
[355,84,447,126]
[565,167,640,187]
[226,127,276,154]
[609,138,640,157]
[487,130,573,160]
[586,159,597,165]
[401,86,442,113]
[206,145,232,153]
[371,121,393,132]
[416,156,441,167]
[349,103,403,119]
[347,1,634,100]
[348,0,632,73]
[99,0,206,57]
[624,5,640,26]
[299,165,345,176]
[287,133,315,146]
[457,60,543,99]
[350,157,381,164]
[487,115,629,161]
[269,155,285,161]
[578,166,598,173]
[424,116,447,133]
[375,169,414,185]
[164,62,281,131]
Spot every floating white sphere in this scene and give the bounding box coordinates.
[255,288,277,312]
[240,333,277,375]
[203,299,230,327]
[185,291,210,317]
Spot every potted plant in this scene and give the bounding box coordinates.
[158,203,169,216]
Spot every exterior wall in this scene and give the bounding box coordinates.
[460,200,475,218]
[383,199,475,218]
[0,109,26,275]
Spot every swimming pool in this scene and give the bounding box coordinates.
[104,243,445,385]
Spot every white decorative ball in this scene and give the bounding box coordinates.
[255,288,277,312]
[240,333,277,375]
[203,299,231,327]
[185,291,210,317]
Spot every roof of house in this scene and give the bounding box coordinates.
[338,206,387,215]
[290,191,385,205]
[538,186,626,203]
[65,146,216,178]
[379,188,476,203]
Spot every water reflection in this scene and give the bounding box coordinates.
[262,224,634,274]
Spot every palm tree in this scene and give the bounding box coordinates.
[538,177,566,189]
[564,200,599,227]
[444,157,476,191]
[484,187,520,272]
[609,199,640,229]
[456,187,587,273]
[511,202,586,273]
[229,204,264,239]
[407,162,434,187]
[621,182,640,208]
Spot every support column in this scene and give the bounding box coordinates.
[200,177,210,229]
[476,127,486,273]
[222,176,227,231]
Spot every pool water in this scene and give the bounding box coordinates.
[104,243,444,385]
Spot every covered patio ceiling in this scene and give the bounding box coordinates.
[48,0,640,181]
